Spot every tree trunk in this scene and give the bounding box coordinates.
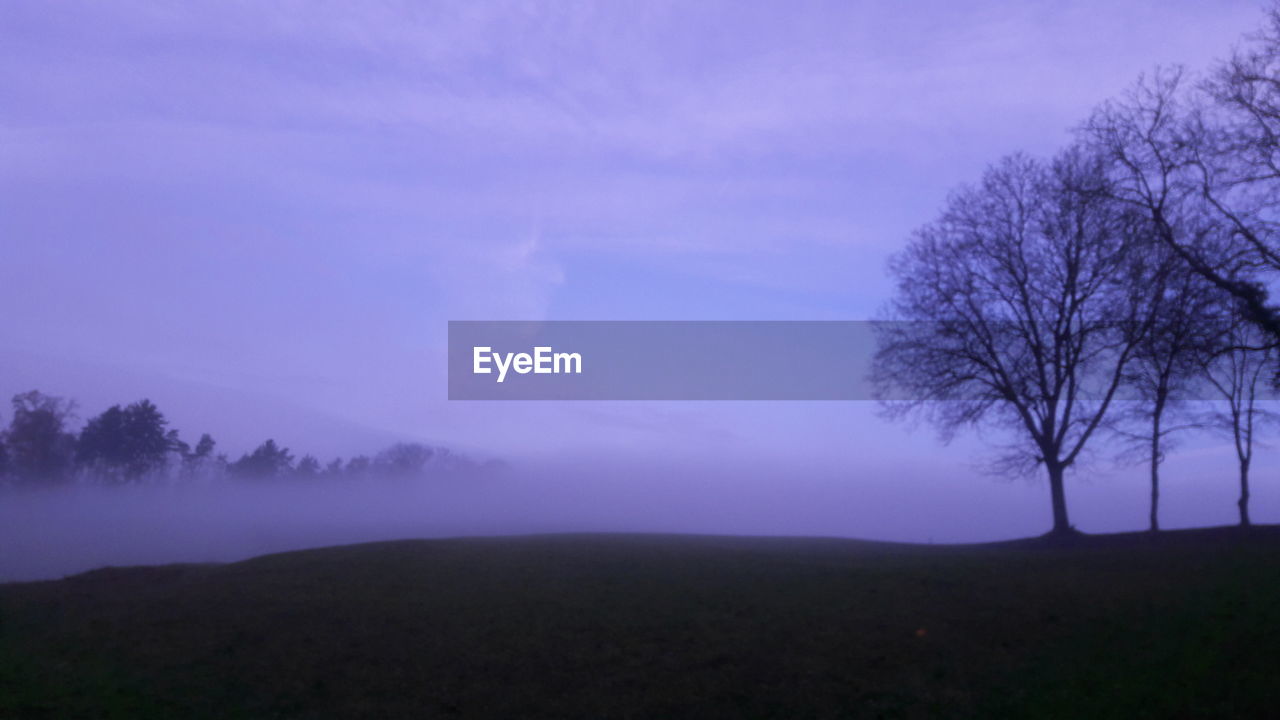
[1148,450,1160,533]
[1149,408,1162,533]
[1238,458,1252,528]
[1046,461,1071,535]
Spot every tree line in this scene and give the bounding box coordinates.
[874,5,1280,536]
[0,390,479,488]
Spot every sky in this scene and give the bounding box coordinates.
[1,1,1276,552]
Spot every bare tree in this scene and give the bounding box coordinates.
[1201,305,1278,527]
[873,150,1159,537]
[1199,5,1280,277]
[1083,67,1280,343]
[1110,257,1219,532]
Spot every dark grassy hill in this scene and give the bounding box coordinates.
[3,528,1280,719]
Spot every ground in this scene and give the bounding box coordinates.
[2,527,1280,719]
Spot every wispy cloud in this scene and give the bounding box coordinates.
[0,0,1265,458]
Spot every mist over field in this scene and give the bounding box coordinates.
[4,443,1275,582]
[11,3,1280,716]
[3,0,1280,589]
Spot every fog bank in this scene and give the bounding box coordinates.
[3,449,1275,582]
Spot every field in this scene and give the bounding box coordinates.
[3,528,1280,719]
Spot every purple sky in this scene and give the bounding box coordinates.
[1,1,1275,547]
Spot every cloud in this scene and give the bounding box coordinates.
[0,0,1268,456]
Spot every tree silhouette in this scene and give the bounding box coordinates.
[344,455,372,480]
[1085,67,1280,346]
[323,458,344,478]
[1111,258,1221,531]
[229,439,294,480]
[180,433,219,479]
[0,389,477,490]
[3,391,77,486]
[0,421,8,481]
[1201,8,1280,281]
[1202,306,1278,527]
[76,399,174,484]
[374,442,435,479]
[874,150,1161,536]
[294,455,321,479]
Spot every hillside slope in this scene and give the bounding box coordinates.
[3,529,1280,718]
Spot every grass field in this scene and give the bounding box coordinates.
[3,527,1280,719]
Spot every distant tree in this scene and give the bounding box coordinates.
[75,405,127,480]
[3,391,77,486]
[181,433,219,480]
[294,455,321,480]
[374,442,435,478]
[0,391,475,489]
[229,439,294,480]
[76,399,174,484]
[165,425,185,453]
[323,458,344,479]
[873,150,1161,537]
[1111,259,1222,531]
[0,419,8,481]
[344,455,371,480]
[163,429,187,476]
[428,447,469,472]
[1201,306,1279,527]
[192,433,216,459]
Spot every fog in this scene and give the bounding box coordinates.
[4,3,1275,587]
[4,445,1276,582]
